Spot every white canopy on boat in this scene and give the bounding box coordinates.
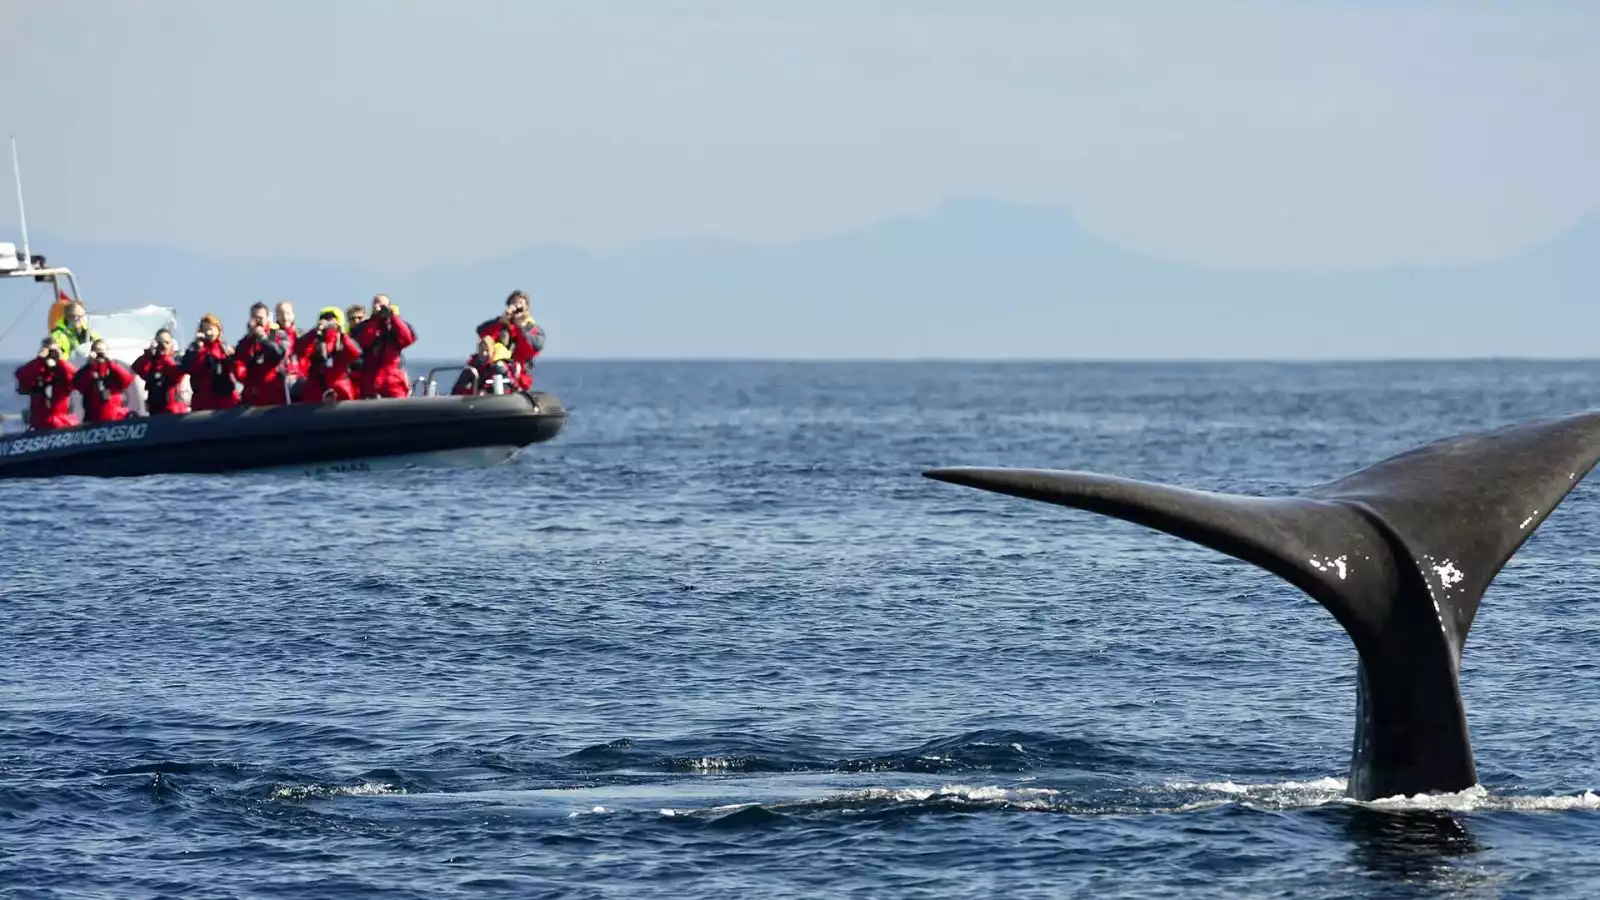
[81,305,180,365]
[77,305,188,417]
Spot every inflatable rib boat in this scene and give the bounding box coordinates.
[0,390,566,479]
[1,234,566,479]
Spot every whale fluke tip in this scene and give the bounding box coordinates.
[923,466,976,482]
[923,466,1028,491]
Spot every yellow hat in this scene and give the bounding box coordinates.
[317,306,347,329]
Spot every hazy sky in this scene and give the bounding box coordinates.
[1,0,1596,274]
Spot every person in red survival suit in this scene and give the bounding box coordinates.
[274,301,305,399]
[71,338,135,423]
[344,303,368,393]
[451,336,518,395]
[475,290,546,390]
[350,293,416,399]
[13,338,78,430]
[292,306,363,403]
[234,302,292,406]
[132,328,190,415]
[182,313,243,411]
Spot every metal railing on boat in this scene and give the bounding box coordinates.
[411,366,514,397]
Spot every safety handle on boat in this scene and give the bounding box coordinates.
[419,365,483,397]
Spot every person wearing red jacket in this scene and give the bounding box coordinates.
[345,303,368,391]
[132,329,189,415]
[475,290,545,390]
[350,294,416,399]
[234,302,292,406]
[182,313,242,411]
[71,339,135,423]
[451,336,518,395]
[292,307,363,403]
[13,338,78,430]
[274,301,305,393]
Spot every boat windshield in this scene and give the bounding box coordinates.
[82,305,179,366]
[79,305,186,417]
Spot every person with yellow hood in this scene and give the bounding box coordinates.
[291,306,363,403]
[50,300,100,358]
[452,334,517,395]
[350,293,416,399]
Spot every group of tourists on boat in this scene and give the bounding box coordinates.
[13,289,546,431]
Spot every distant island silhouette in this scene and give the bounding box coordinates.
[5,196,1596,361]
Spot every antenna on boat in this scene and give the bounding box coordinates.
[10,135,31,273]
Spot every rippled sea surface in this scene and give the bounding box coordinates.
[4,360,1600,898]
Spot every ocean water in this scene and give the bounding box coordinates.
[3,360,1600,898]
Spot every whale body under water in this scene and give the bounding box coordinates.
[926,411,1600,801]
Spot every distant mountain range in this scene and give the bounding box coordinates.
[3,196,1595,360]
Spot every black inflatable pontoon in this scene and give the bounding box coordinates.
[0,390,566,479]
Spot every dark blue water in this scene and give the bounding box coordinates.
[4,361,1599,898]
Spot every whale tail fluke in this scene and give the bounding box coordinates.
[925,411,1600,800]
[921,467,1401,648]
[925,411,1600,651]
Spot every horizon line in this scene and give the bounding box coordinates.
[418,355,1600,364]
[4,354,1598,365]
[4,355,1597,365]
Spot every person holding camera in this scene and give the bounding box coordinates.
[350,293,416,399]
[49,301,100,358]
[13,338,79,430]
[474,290,545,391]
[234,302,292,406]
[274,301,306,391]
[343,303,369,390]
[181,313,242,411]
[274,301,299,341]
[451,335,517,396]
[71,339,135,424]
[291,307,363,403]
[132,329,189,415]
